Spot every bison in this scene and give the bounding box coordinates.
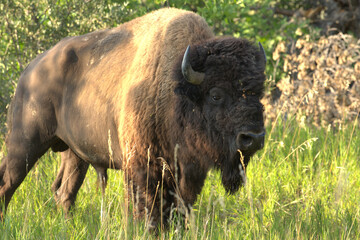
[0,8,266,228]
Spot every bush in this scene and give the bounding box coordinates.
[263,33,360,127]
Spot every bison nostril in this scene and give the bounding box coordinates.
[236,131,265,151]
[238,134,253,148]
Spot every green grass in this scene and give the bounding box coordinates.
[0,118,359,239]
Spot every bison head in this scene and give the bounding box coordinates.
[175,37,266,193]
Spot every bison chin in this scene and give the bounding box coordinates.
[221,152,250,194]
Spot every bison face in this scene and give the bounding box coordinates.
[175,38,266,193]
[203,86,265,193]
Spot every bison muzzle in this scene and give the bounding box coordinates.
[0,8,266,229]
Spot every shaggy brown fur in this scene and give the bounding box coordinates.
[0,8,266,228]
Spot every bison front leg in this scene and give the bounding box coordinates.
[51,148,89,217]
[127,164,175,230]
[177,161,208,217]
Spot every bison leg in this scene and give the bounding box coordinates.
[0,95,62,219]
[0,159,6,186]
[127,165,175,230]
[0,130,51,219]
[51,148,89,217]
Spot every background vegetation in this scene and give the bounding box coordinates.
[1,0,359,239]
[0,0,316,133]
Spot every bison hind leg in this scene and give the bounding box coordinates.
[0,145,49,219]
[1,90,65,219]
[0,120,58,219]
[51,148,89,218]
[0,159,6,187]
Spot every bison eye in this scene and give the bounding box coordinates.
[208,87,226,105]
[212,95,222,101]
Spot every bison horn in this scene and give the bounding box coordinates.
[181,45,205,85]
[258,42,267,63]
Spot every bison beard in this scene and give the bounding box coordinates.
[0,8,266,230]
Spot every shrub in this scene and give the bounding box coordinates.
[263,33,360,127]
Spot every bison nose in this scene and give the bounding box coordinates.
[236,131,265,152]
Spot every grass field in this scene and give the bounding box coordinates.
[0,117,359,239]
